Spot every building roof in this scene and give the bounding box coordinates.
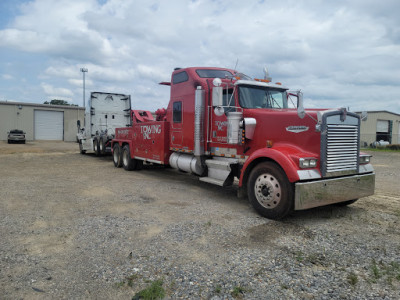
[354,110,400,117]
[0,101,84,110]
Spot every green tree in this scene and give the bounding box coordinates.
[43,99,77,106]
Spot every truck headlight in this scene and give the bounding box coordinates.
[299,158,318,169]
[359,155,371,164]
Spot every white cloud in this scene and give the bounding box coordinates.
[0,0,399,112]
[2,74,13,80]
[41,83,74,100]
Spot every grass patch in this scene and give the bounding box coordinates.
[370,260,381,282]
[366,145,400,152]
[384,262,400,284]
[116,274,140,288]
[214,284,222,294]
[347,272,358,286]
[127,274,140,287]
[204,220,212,227]
[368,260,400,284]
[132,280,165,300]
[295,251,304,262]
[231,285,251,298]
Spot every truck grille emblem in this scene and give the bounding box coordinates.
[286,126,309,133]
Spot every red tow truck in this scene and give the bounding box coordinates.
[110,67,375,219]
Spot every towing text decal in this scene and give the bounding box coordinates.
[141,124,162,139]
[215,121,228,131]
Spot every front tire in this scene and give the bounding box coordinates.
[247,162,293,220]
[113,144,122,168]
[122,145,136,171]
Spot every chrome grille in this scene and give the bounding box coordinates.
[326,125,358,173]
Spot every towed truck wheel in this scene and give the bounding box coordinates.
[93,138,101,156]
[113,144,122,168]
[99,136,107,156]
[122,145,137,171]
[247,162,293,220]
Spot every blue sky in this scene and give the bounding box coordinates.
[0,0,399,113]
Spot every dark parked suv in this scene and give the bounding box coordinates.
[7,129,26,144]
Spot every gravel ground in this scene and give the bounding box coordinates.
[0,141,399,299]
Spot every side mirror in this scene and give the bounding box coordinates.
[212,78,223,107]
[297,91,305,119]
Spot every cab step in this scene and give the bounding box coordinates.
[199,176,225,186]
[199,158,238,187]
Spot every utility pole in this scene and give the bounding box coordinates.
[80,68,88,108]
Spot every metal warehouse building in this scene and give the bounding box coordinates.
[356,110,400,146]
[0,101,84,142]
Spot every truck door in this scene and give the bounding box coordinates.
[170,101,183,147]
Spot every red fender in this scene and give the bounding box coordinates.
[239,147,301,187]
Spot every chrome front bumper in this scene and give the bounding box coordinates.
[294,173,375,210]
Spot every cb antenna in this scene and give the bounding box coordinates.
[233,58,239,71]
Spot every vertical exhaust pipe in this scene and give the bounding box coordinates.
[194,86,205,156]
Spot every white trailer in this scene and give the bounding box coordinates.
[78,92,131,155]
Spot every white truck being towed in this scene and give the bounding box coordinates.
[78,92,132,155]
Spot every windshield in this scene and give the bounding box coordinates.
[238,85,288,109]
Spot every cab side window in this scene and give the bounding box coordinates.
[172,71,188,84]
[173,101,182,123]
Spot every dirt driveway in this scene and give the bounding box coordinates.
[0,141,399,299]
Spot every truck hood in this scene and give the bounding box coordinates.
[242,108,327,157]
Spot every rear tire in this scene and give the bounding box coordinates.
[122,145,136,171]
[247,162,293,220]
[113,144,122,168]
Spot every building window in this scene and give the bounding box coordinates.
[173,101,182,123]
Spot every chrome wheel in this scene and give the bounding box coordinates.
[254,173,281,209]
[113,144,122,167]
[248,162,293,220]
[123,149,129,166]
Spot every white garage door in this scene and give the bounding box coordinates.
[34,110,64,140]
[377,120,389,132]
